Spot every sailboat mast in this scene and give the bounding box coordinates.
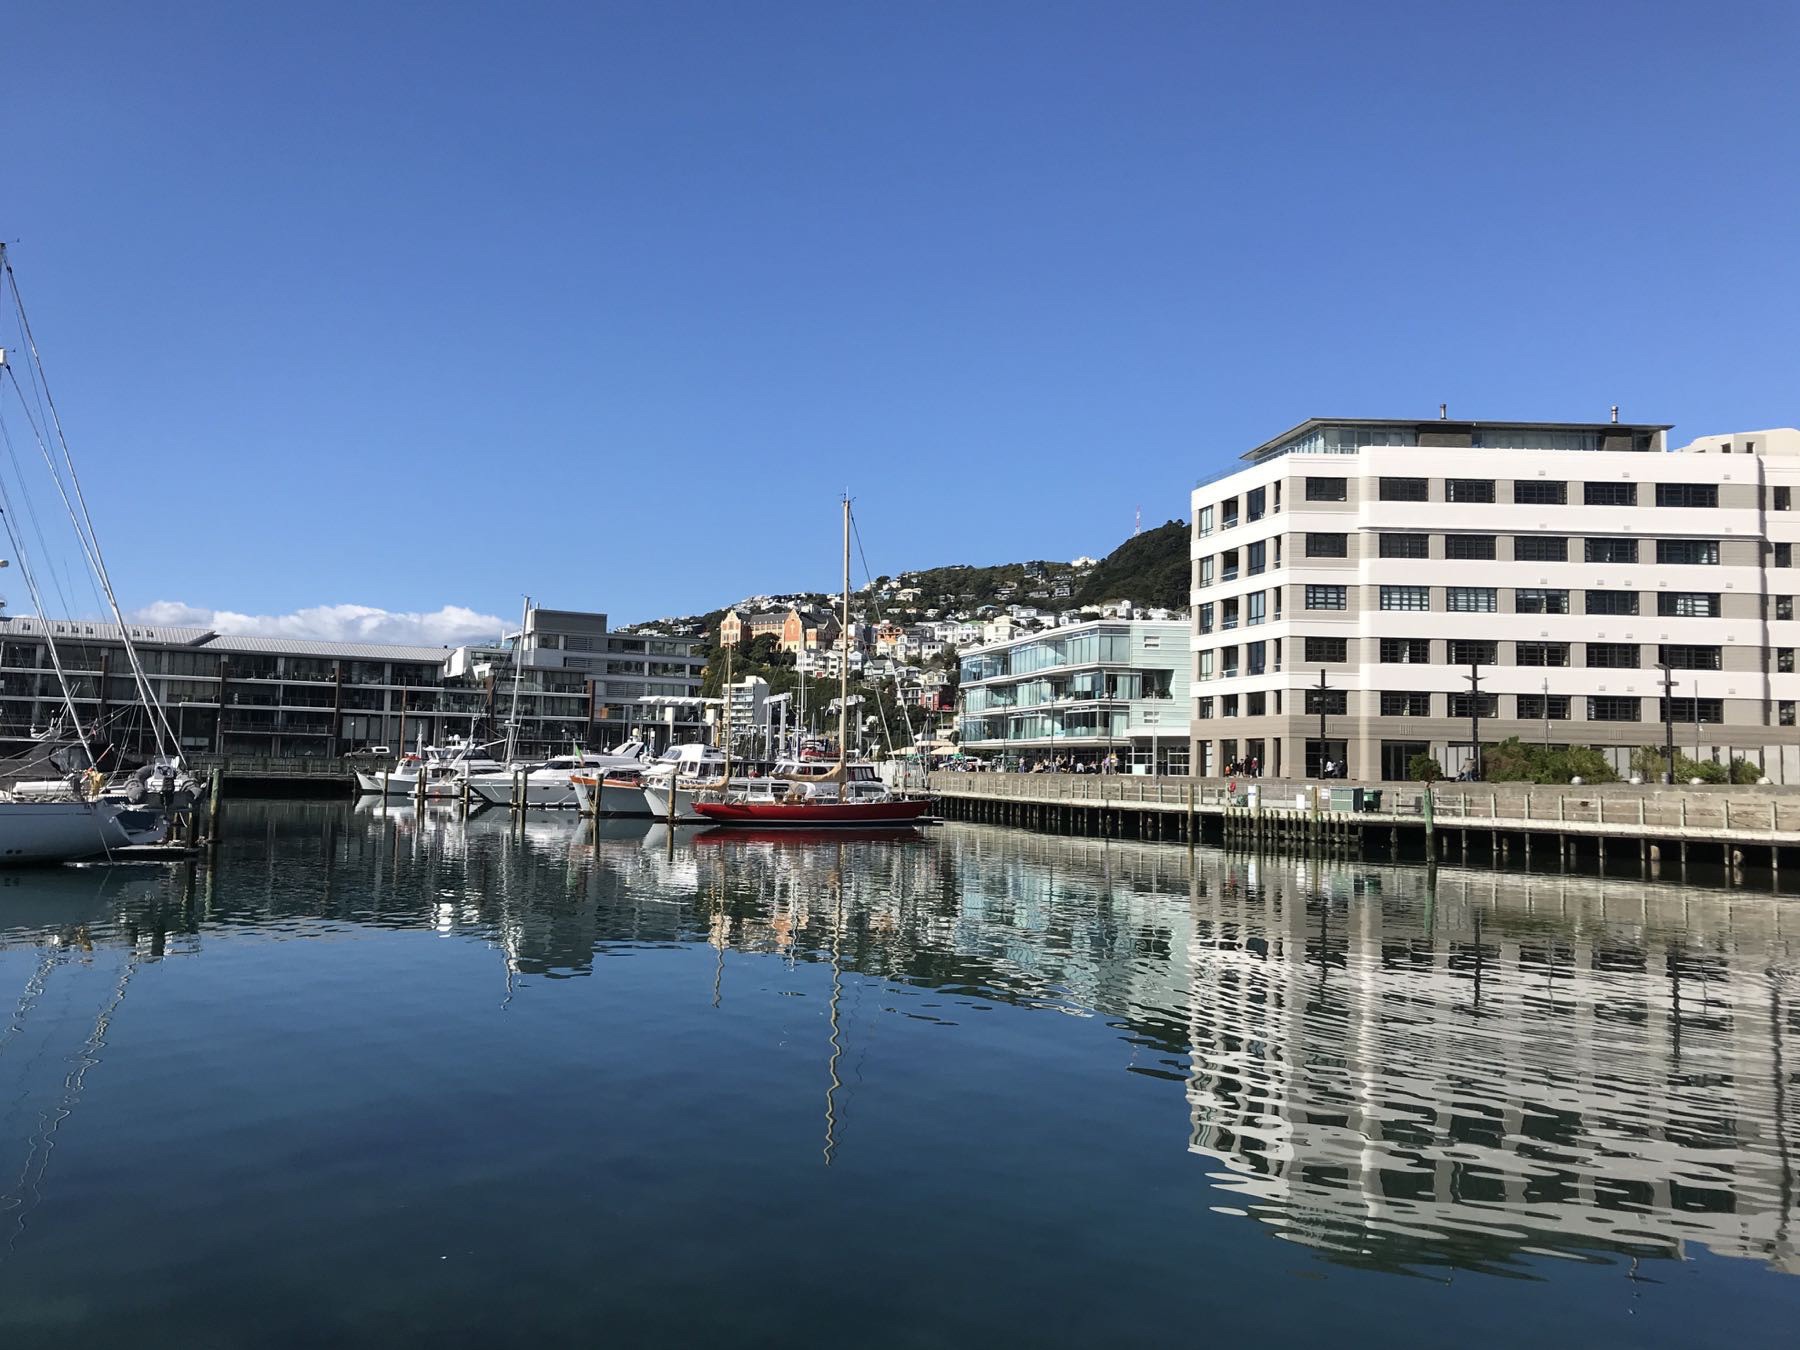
[838,495,850,765]
[504,596,529,762]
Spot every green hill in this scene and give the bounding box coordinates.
[1073,521,1188,609]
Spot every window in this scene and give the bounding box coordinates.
[1304,585,1347,610]
[1380,586,1431,611]
[1446,587,1497,613]
[1513,480,1568,505]
[1199,557,1214,587]
[1305,476,1347,501]
[1379,533,1430,559]
[1778,543,1793,569]
[1783,701,1797,728]
[1586,589,1638,615]
[1516,641,1571,667]
[1587,642,1640,668]
[1448,692,1500,718]
[1303,688,1348,715]
[1585,538,1638,564]
[1380,691,1431,717]
[1221,496,1239,529]
[1515,535,1569,562]
[1660,697,1724,724]
[1197,603,1214,634]
[1782,648,1796,674]
[1447,639,1497,665]
[1517,693,1571,721]
[1305,636,1348,662]
[1658,592,1720,618]
[1196,696,1213,719]
[1197,505,1214,537]
[1247,540,1266,575]
[1197,651,1214,680]
[1444,534,1496,560]
[1221,695,1238,716]
[1656,539,1720,565]
[1446,478,1495,504]
[1246,486,1266,523]
[1306,532,1348,558]
[1658,644,1721,671]
[1656,483,1718,508]
[1246,640,1267,675]
[1588,696,1641,722]
[1776,486,1792,511]
[1246,592,1266,626]
[1515,588,1570,615]
[1380,638,1431,664]
[1584,481,1637,506]
[1779,596,1795,621]
[1245,691,1266,716]
[1380,476,1429,502]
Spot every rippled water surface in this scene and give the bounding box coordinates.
[0,801,1796,1347]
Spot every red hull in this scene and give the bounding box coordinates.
[690,798,932,827]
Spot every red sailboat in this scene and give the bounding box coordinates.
[693,497,932,830]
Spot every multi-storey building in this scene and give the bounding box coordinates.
[0,603,702,760]
[957,619,1189,772]
[515,607,704,749]
[1189,418,1800,781]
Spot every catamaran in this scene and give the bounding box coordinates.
[694,498,930,830]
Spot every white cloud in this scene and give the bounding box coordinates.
[130,601,509,647]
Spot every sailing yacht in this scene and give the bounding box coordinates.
[694,499,930,830]
[0,245,194,859]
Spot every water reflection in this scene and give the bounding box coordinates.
[1,801,1795,1284]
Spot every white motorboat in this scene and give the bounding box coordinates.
[355,738,504,798]
[467,742,646,809]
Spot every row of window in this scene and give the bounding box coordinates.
[1366,477,1724,508]
[1195,692,1727,724]
[1297,636,1737,671]
[1198,532,1753,584]
[1200,586,1799,627]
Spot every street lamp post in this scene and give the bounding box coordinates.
[1464,660,1485,781]
[1656,662,1676,784]
[1313,668,1330,777]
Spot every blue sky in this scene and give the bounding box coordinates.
[2,0,1795,639]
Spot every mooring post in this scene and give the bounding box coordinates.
[206,767,224,855]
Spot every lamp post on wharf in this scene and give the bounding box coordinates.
[1313,668,1330,777]
[1655,662,1676,784]
[1464,660,1485,781]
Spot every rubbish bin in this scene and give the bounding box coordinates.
[1329,787,1365,812]
[1363,789,1384,813]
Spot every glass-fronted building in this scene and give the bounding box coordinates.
[957,620,1190,772]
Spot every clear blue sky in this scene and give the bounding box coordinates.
[3,0,1795,636]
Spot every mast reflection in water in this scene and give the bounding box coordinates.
[0,800,1795,1346]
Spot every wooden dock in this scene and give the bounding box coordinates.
[927,772,1800,882]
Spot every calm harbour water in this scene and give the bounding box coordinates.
[0,802,1796,1347]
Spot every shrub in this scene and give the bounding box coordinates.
[1407,752,1444,782]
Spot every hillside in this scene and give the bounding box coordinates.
[1071,520,1189,609]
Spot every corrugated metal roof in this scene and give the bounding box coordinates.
[0,616,216,646]
[200,635,451,661]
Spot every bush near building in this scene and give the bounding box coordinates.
[1627,746,1762,785]
[1481,738,1620,784]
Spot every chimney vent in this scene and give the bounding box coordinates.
[1610,404,1619,424]
[1438,403,1447,420]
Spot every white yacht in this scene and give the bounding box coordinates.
[354,738,504,799]
[0,797,168,861]
[467,741,646,809]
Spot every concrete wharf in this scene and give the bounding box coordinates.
[927,771,1800,884]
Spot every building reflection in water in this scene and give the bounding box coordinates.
[4,801,1793,1280]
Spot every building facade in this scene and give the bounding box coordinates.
[1189,418,1800,781]
[957,619,1190,772]
[0,603,703,760]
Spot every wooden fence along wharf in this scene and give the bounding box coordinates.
[927,772,1800,885]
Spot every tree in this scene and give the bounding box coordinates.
[1408,752,1444,782]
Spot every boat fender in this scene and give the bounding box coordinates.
[133,763,156,783]
[125,777,148,804]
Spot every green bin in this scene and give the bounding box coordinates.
[1329,787,1365,812]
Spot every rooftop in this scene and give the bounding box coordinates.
[1241,416,1674,463]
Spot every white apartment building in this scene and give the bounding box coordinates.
[1189,418,1800,781]
[958,618,1190,772]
